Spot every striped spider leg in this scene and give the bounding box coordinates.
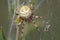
[15,19,26,40]
[32,20,40,31]
[32,15,43,32]
[15,24,20,40]
[15,20,22,40]
[20,21,26,40]
[15,7,20,15]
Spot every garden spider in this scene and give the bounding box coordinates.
[14,0,43,40]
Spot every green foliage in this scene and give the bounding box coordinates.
[2,30,7,40]
[0,26,7,40]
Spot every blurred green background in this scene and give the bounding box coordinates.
[0,0,60,40]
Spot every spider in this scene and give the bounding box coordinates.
[14,0,43,40]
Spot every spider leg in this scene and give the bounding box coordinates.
[29,0,33,7]
[32,21,40,32]
[20,21,26,40]
[29,0,34,10]
[33,15,43,19]
[15,7,20,15]
[16,25,20,40]
[16,21,22,40]
[15,21,25,40]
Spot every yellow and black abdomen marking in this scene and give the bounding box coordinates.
[15,17,22,24]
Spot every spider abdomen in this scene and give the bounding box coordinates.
[19,5,32,19]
